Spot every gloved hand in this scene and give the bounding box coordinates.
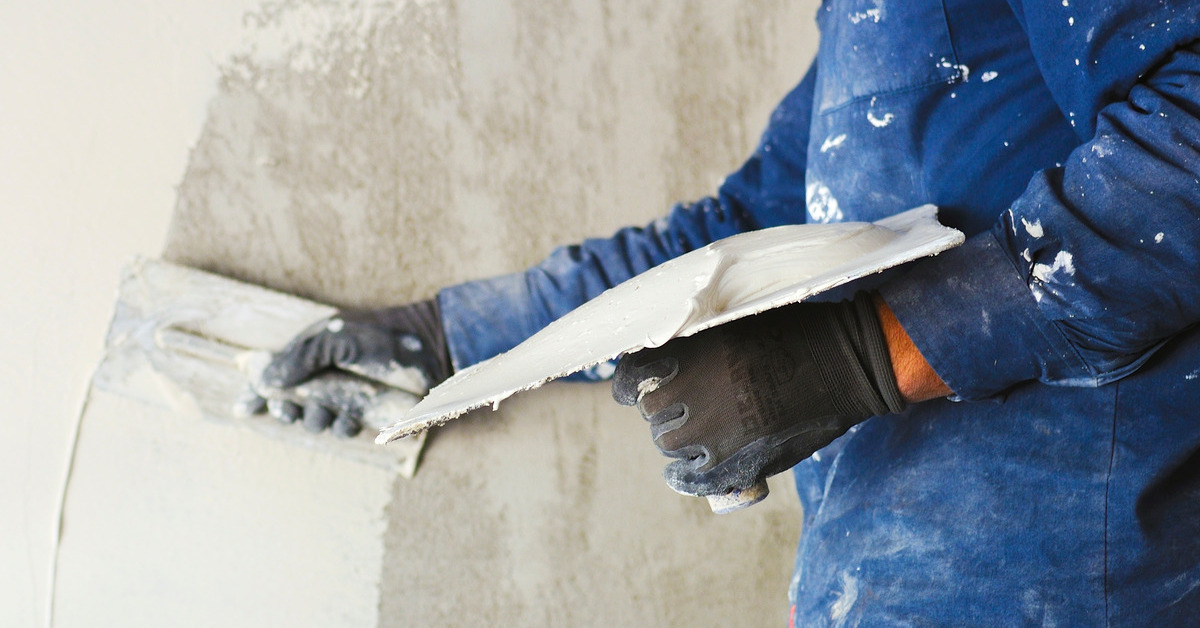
[251,299,453,438]
[611,292,905,497]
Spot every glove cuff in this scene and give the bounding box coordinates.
[799,292,905,418]
[853,292,906,414]
[370,299,454,386]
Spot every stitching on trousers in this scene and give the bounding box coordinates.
[1103,384,1120,627]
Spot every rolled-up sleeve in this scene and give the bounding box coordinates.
[883,3,1200,399]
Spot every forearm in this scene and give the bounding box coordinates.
[881,36,1200,400]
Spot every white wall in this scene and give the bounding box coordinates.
[0,3,261,625]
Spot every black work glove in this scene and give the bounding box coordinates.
[255,299,452,438]
[612,292,905,497]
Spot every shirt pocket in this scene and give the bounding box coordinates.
[815,0,962,114]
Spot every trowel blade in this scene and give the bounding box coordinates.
[377,205,964,444]
[99,257,427,474]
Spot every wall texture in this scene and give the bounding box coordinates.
[46,1,821,626]
[167,1,820,625]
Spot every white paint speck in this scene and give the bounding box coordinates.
[937,58,970,82]
[327,318,345,333]
[1032,250,1076,283]
[821,133,848,152]
[1091,143,1113,158]
[806,182,844,223]
[1140,44,1146,50]
[849,8,881,24]
[1022,217,1044,238]
[830,572,859,625]
[1155,232,1165,243]
[1069,16,1075,26]
[867,111,895,127]
[1186,370,1199,381]
[981,71,998,82]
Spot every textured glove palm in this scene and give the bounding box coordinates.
[256,299,452,437]
[612,292,905,497]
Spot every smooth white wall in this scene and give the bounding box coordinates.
[0,3,260,625]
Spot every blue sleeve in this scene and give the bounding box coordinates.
[438,62,818,373]
[882,4,1200,399]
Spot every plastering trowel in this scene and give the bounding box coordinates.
[375,205,965,511]
[95,258,427,475]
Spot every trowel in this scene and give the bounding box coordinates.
[375,205,964,512]
[97,257,427,475]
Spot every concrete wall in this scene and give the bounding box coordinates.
[4,1,820,626]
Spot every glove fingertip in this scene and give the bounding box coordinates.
[232,390,267,417]
[263,327,333,387]
[260,356,306,388]
[302,401,335,433]
[331,413,362,439]
[258,359,285,388]
[268,399,303,424]
[611,354,641,406]
[662,460,705,497]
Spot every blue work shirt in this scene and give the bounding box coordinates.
[438,0,1200,624]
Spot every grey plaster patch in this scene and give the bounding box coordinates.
[165,0,816,624]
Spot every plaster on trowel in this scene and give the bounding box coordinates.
[375,205,965,510]
[95,257,427,475]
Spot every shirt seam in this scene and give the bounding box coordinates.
[817,74,964,116]
[1103,382,1119,627]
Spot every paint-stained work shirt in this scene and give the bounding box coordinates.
[439,0,1200,624]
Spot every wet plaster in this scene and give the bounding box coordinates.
[165,0,817,624]
[53,389,392,627]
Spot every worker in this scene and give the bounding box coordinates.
[259,1,1200,624]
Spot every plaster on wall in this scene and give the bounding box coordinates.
[10,1,822,626]
[0,3,263,625]
[162,1,818,624]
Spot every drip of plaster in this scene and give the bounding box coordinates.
[379,205,964,443]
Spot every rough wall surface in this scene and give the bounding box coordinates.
[164,1,818,625]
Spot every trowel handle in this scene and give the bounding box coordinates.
[705,480,769,514]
